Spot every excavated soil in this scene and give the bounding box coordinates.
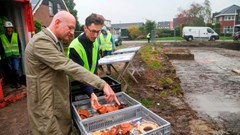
[0,42,234,135]
[124,43,224,135]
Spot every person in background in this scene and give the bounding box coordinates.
[147,33,151,43]
[25,11,119,135]
[98,26,115,75]
[67,13,104,106]
[0,21,21,88]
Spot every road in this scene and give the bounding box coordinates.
[172,47,240,133]
[123,40,233,44]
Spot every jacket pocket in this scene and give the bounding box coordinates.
[26,75,39,103]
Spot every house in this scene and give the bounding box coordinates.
[157,21,173,29]
[213,4,240,34]
[111,22,144,38]
[0,0,34,74]
[31,0,69,26]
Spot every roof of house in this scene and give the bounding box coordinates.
[30,0,69,14]
[215,4,240,17]
[112,22,144,29]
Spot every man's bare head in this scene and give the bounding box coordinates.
[49,11,76,42]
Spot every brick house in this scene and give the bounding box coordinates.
[31,0,69,26]
[213,4,240,34]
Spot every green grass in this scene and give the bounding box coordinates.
[139,46,163,70]
[155,36,182,40]
[219,36,232,40]
[140,98,154,108]
[138,36,182,41]
[136,36,234,41]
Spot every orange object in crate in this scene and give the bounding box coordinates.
[77,109,90,119]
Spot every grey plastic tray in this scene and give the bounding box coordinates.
[72,92,141,121]
[74,105,170,135]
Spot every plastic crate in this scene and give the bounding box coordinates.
[74,105,170,135]
[71,76,121,101]
[72,92,141,121]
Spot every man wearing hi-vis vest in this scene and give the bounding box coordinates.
[68,13,104,108]
[0,21,21,88]
[97,26,115,75]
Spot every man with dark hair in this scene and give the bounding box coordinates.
[68,13,112,107]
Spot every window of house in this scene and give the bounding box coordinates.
[57,4,61,12]
[223,26,233,33]
[224,16,234,21]
[49,1,54,16]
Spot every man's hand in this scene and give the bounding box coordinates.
[102,83,120,105]
[91,93,101,110]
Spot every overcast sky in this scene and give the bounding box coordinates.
[74,0,240,24]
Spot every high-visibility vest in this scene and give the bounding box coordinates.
[99,33,112,51]
[67,37,98,73]
[147,33,151,38]
[0,33,20,57]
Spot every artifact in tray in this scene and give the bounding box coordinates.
[91,118,159,135]
[77,102,128,119]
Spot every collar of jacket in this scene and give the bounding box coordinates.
[42,27,63,52]
[79,33,94,45]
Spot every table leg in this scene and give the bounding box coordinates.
[126,63,141,83]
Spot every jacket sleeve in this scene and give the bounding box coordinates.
[33,37,106,90]
[111,36,116,49]
[69,48,94,96]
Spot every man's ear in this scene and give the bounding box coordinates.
[83,25,87,31]
[55,19,61,27]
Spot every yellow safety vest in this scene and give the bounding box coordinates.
[67,37,98,73]
[0,33,20,57]
[99,33,112,51]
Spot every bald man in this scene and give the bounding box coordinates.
[25,11,119,135]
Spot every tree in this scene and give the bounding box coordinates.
[64,0,80,31]
[213,23,221,34]
[175,2,206,27]
[203,0,212,24]
[128,26,142,40]
[145,20,156,34]
[34,19,42,33]
[138,26,145,34]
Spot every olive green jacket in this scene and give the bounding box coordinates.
[25,27,105,135]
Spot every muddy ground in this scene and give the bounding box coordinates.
[125,43,225,135]
[0,41,239,135]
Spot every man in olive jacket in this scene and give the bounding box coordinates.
[25,11,119,135]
